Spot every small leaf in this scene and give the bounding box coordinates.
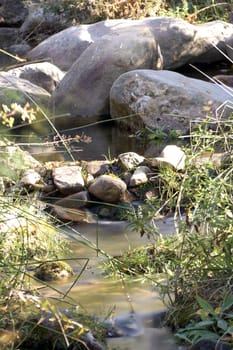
[221,294,233,313]
[196,320,215,328]
[175,332,192,343]
[196,295,216,316]
[226,326,233,335]
[217,319,228,331]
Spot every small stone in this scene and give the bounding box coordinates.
[53,165,85,195]
[129,166,151,187]
[155,145,186,170]
[82,160,111,176]
[20,169,41,186]
[118,152,145,170]
[53,206,96,223]
[55,191,91,209]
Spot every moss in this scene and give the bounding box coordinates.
[34,261,74,281]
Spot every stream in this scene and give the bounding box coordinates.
[35,216,179,350]
[18,62,232,349]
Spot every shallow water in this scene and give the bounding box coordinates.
[36,217,178,349]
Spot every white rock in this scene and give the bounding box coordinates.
[20,169,41,186]
[118,152,145,170]
[53,165,85,194]
[156,145,186,170]
[129,166,151,187]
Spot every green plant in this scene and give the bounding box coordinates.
[102,115,233,347]
[176,294,233,345]
[42,0,230,24]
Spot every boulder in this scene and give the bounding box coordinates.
[0,0,28,26]
[0,28,19,49]
[52,26,162,128]
[0,72,51,113]
[110,69,232,133]
[26,19,146,71]
[0,43,31,69]
[7,62,65,93]
[88,174,127,203]
[147,18,233,68]
[20,7,67,46]
[27,17,233,71]
[190,20,233,64]
[52,165,85,195]
[0,141,41,181]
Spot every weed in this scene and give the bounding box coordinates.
[103,116,233,347]
[41,0,231,24]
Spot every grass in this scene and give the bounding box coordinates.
[102,114,233,347]
[41,0,232,24]
[0,96,110,348]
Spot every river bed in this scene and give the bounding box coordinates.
[34,216,179,350]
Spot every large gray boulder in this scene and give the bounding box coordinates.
[20,7,68,46]
[0,28,19,49]
[110,69,232,133]
[26,19,134,71]
[7,62,65,93]
[46,17,233,129]
[52,26,162,128]
[148,19,233,68]
[27,17,233,71]
[0,0,28,26]
[0,72,51,113]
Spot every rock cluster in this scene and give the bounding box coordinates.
[2,145,186,224]
[0,5,233,134]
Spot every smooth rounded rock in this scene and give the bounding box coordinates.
[88,174,127,203]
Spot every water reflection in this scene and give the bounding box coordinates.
[36,217,177,349]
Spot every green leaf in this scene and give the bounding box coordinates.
[193,330,219,339]
[195,320,215,328]
[217,319,228,331]
[226,326,233,335]
[221,294,233,313]
[175,332,192,343]
[196,295,216,316]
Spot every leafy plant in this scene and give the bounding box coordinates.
[176,294,233,345]
[103,115,233,347]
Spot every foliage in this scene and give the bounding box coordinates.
[104,116,233,347]
[176,294,233,345]
[41,0,231,24]
[0,292,105,349]
[0,102,37,128]
[0,80,104,349]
